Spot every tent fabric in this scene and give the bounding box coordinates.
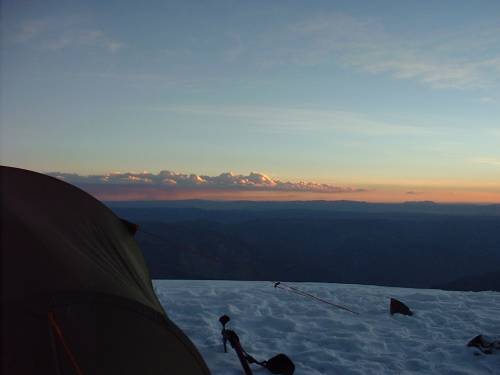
[1,166,210,374]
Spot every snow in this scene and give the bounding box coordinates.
[154,280,500,374]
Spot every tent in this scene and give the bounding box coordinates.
[1,166,210,374]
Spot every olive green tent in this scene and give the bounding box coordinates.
[1,166,210,374]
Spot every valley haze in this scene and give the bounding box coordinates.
[109,200,500,292]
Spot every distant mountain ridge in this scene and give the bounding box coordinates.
[434,270,500,292]
[107,200,500,216]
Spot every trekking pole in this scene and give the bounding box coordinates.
[219,315,229,353]
[219,315,253,375]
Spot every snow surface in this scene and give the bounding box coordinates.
[154,280,500,374]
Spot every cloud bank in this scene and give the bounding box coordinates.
[49,170,361,194]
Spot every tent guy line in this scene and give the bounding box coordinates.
[273,282,360,315]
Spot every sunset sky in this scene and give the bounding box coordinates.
[1,0,499,202]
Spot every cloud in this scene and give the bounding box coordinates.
[107,41,125,53]
[12,19,50,43]
[149,104,432,136]
[49,170,362,194]
[230,12,500,89]
[43,28,124,52]
[471,157,500,167]
[11,17,124,53]
[478,96,496,104]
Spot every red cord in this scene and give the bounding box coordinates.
[48,311,84,375]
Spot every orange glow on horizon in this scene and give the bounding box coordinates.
[82,184,500,204]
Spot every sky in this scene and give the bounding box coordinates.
[1,0,500,202]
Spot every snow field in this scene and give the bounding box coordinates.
[154,280,500,374]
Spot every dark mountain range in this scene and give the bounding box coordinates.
[109,201,500,291]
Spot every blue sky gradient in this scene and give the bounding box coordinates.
[1,1,499,201]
